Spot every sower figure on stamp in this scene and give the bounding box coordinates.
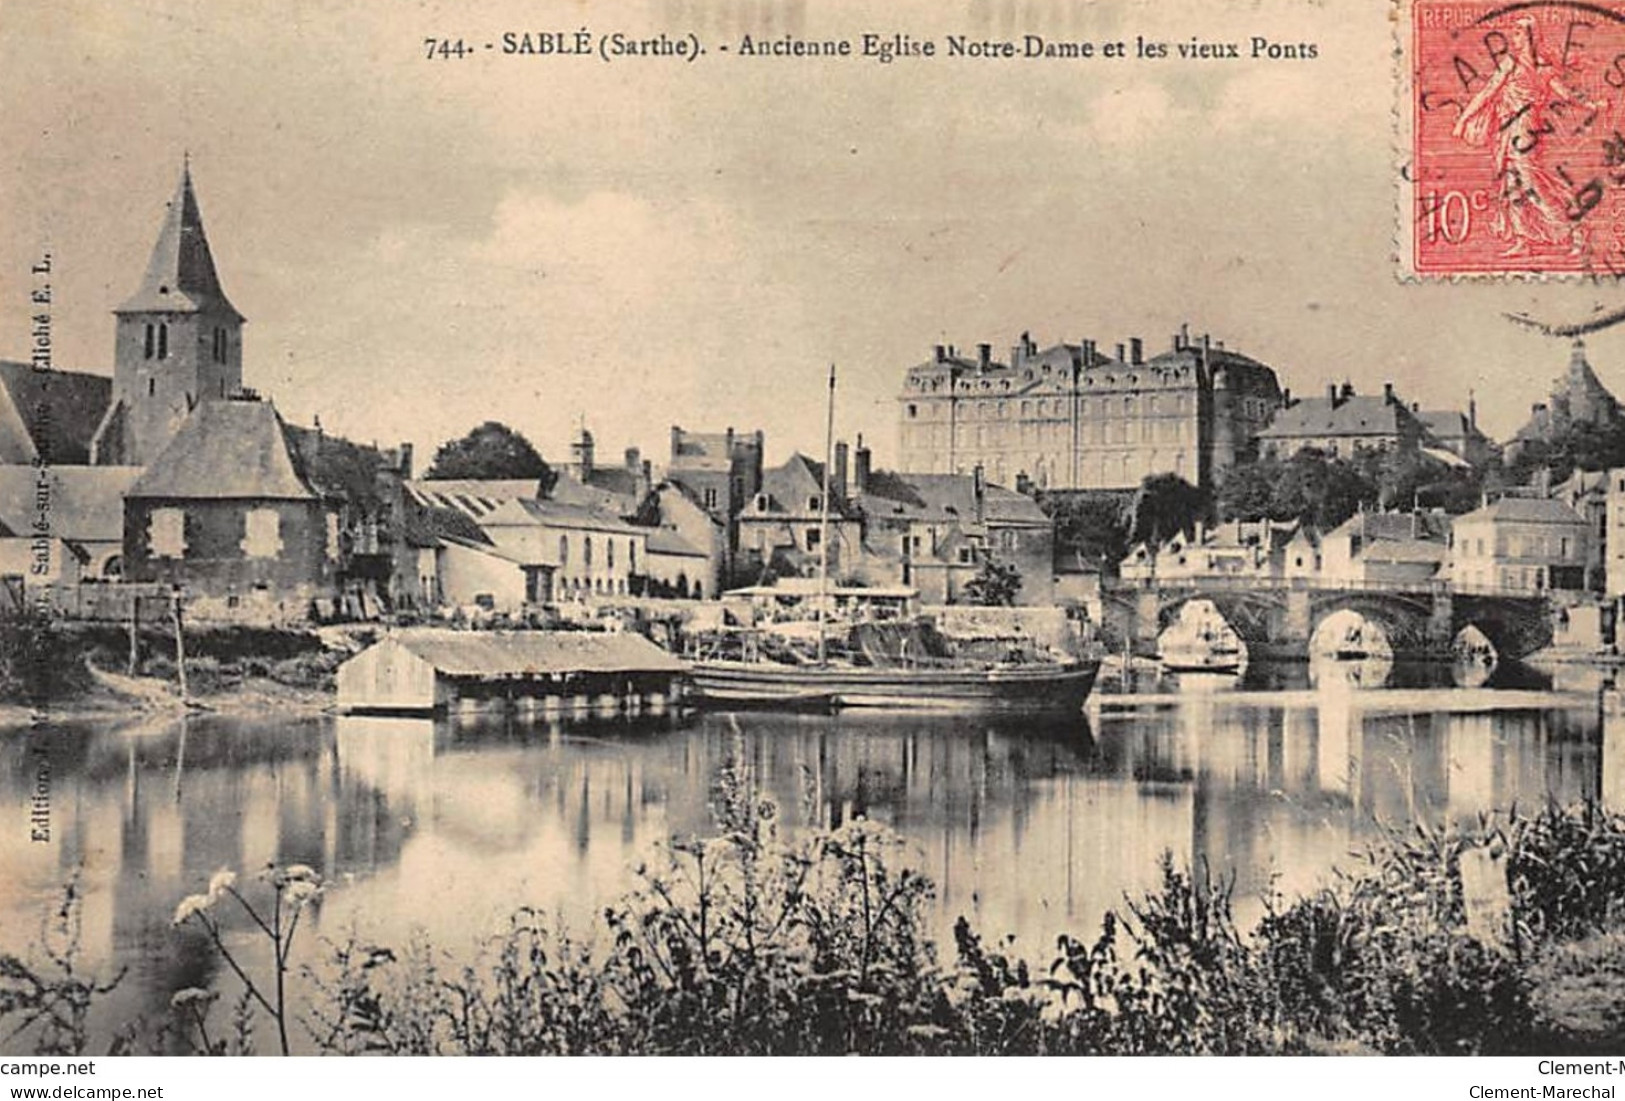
[1452,16,1607,257]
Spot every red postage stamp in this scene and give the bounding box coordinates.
[1403,0,1625,277]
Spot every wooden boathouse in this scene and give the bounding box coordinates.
[336,629,690,716]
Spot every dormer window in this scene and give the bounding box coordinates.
[808,496,821,513]
[755,494,768,512]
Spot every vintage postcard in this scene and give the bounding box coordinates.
[4,0,1625,1082]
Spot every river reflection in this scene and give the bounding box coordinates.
[0,668,1613,1051]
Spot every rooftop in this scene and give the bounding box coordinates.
[383,628,689,677]
[128,399,313,500]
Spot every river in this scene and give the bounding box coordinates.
[0,659,1618,1052]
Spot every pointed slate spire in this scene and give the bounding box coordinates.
[117,162,243,320]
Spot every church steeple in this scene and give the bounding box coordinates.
[117,161,243,321]
[92,161,246,466]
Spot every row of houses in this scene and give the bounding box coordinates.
[1120,494,1592,596]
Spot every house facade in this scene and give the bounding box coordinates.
[856,455,1054,605]
[736,452,864,583]
[1449,497,1589,593]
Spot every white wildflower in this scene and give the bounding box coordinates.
[207,868,236,899]
[172,893,213,926]
[169,987,218,1010]
[282,879,320,910]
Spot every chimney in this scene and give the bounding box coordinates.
[972,463,986,524]
[1341,381,1355,401]
[854,434,872,496]
[1115,342,1126,362]
[1081,338,1096,363]
[977,343,992,371]
[1383,382,1395,405]
[934,344,946,364]
[833,440,849,501]
[1172,331,1184,352]
[1469,389,1478,432]
[625,446,641,473]
[398,442,413,478]
[1130,337,1143,365]
[1328,383,1339,405]
[1410,401,1420,412]
[1181,322,1191,348]
[640,459,652,496]
[670,425,683,462]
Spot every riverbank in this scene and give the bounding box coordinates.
[0,672,332,731]
[0,617,353,731]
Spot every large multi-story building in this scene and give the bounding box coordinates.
[897,327,1283,491]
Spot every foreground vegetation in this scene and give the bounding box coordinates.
[7,767,1625,1055]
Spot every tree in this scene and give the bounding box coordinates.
[1507,417,1625,486]
[963,557,1022,606]
[1130,473,1210,548]
[425,421,557,491]
[1216,448,1377,531]
[1038,490,1134,571]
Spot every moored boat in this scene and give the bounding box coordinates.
[689,652,1100,714]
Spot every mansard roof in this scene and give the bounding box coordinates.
[117,165,244,320]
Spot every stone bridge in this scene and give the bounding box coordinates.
[1100,578,1554,660]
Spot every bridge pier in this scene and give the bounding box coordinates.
[1135,588,1161,649]
[1427,590,1454,652]
[1283,588,1311,649]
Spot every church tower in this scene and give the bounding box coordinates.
[92,162,244,466]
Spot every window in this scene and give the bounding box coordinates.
[628,541,636,573]
[325,513,341,560]
[907,403,918,418]
[559,535,569,565]
[242,508,283,558]
[158,323,168,360]
[607,539,615,569]
[143,324,155,359]
[147,378,156,397]
[703,487,718,510]
[148,508,186,559]
[806,528,821,549]
[584,536,594,567]
[808,496,821,513]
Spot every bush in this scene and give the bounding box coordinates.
[32,782,1625,1056]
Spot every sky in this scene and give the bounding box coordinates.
[6,0,1625,473]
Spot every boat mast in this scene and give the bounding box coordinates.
[818,363,835,666]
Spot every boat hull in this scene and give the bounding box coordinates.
[689,660,1099,714]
